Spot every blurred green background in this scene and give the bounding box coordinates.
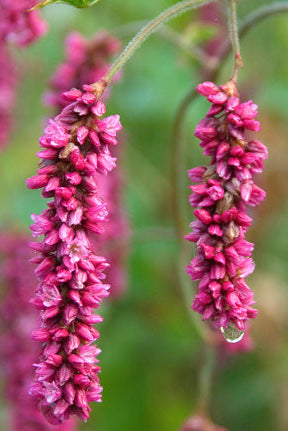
[1,0,288,430]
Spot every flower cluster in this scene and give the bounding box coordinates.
[0,232,77,431]
[45,31,121,110]
[0,0,47,47]
[186,80,267,331]
[26,84,122,424]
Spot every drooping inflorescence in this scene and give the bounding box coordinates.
[26,83,122,424]
[186,80,267,336]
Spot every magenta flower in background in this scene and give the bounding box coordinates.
[45,31,121,110]
[186,80,267,335]
[26,83,122,424]
[0,0,47,47]
[0,232,77,431]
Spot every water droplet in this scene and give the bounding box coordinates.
[220,324,244,343]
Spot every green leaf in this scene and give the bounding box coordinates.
[31,0,101,9]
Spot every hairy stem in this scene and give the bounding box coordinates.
[227,0,243,80]
[103,0,212,84]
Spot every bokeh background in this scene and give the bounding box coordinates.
[0,0,288,430]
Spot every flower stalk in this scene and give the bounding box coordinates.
[227,0,243,81]
[103,0,212,84]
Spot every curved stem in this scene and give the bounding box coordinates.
[103,0,212,84]
[239,2,288,36]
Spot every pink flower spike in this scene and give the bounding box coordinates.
[27,85,122,425]
[186,79,266,333]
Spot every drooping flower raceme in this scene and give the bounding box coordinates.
[0,232,77,431]
[26,84,122,424]
[186,80,267,333]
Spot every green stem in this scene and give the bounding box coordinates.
[103,0,212,84]
[239,2,288,36]
[227,0,243,79]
